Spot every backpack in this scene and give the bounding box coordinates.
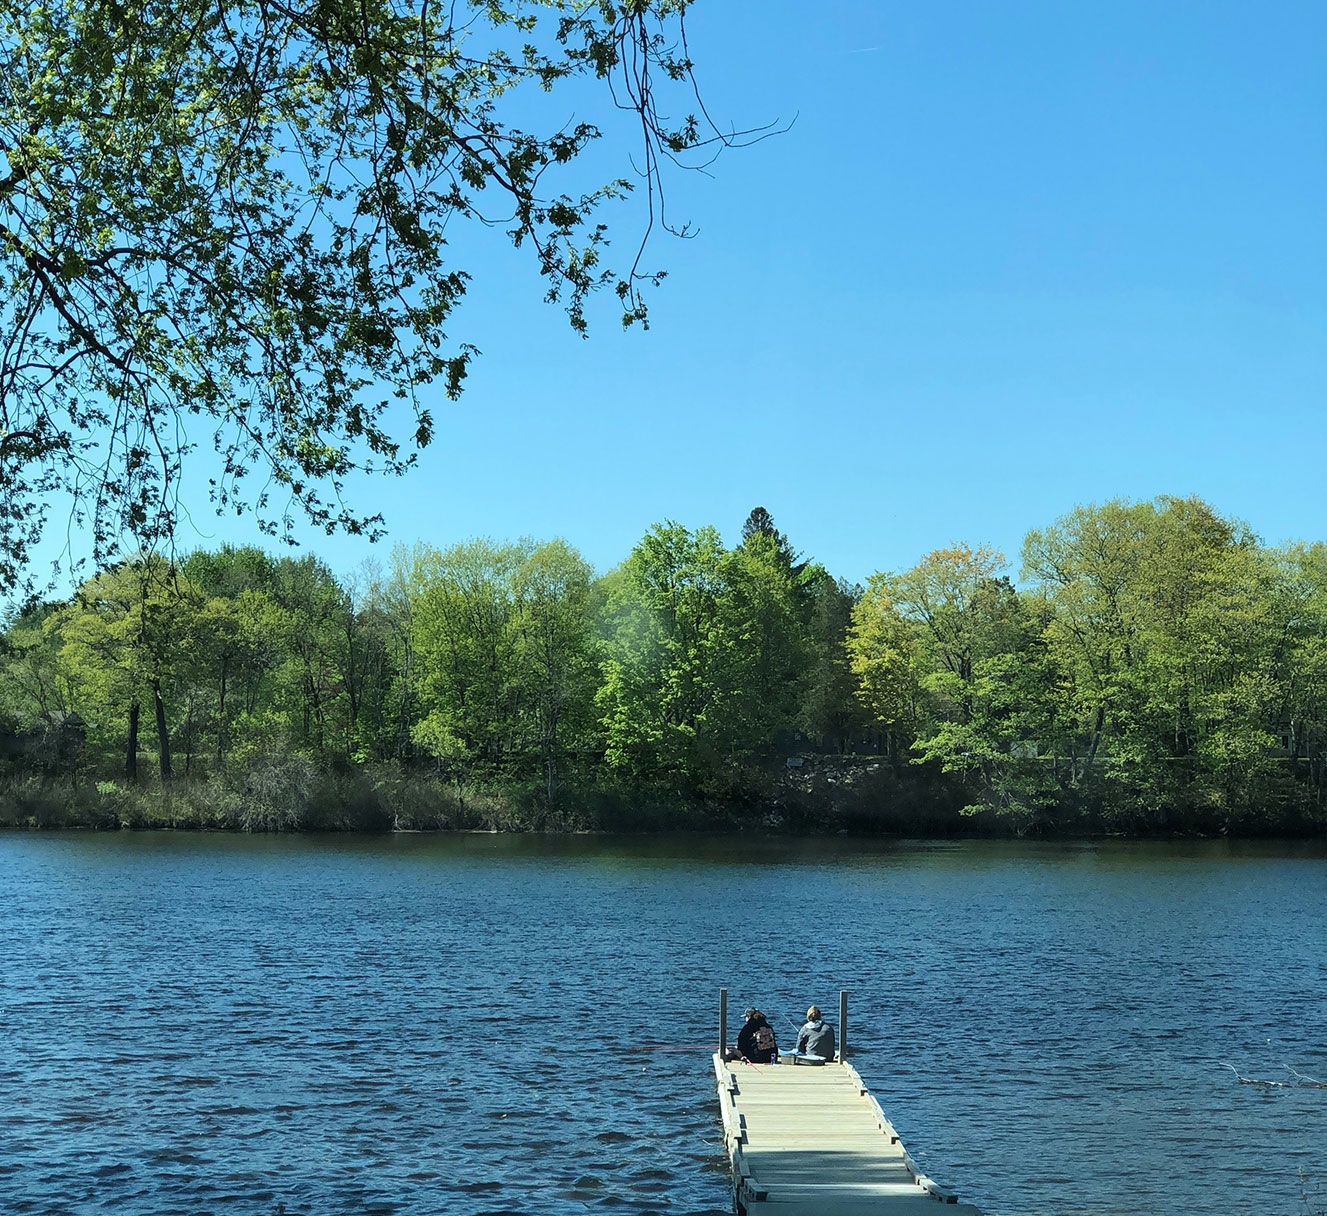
[753,1023,776,1053]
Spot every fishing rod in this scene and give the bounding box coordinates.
[729,1000,802,1037]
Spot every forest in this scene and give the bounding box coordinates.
[3,496,1326,836]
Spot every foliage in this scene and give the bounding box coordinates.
[848,574,921,758]
[842,498,1327,834]
[597,519,810,790]
[597,520,734,783]
[7,495,1327,836]
[797,572,870,753]
[1017,496,1302,830]
[0,0,754,592]
[402,535,597,807]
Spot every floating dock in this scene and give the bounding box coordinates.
[712,991,979,1215]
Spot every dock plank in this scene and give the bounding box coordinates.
[712,1054,980,1215]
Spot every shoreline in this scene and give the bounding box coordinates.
[4,817,1326,844]
[5,758,1326,840]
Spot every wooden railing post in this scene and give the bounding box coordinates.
[839,990,848,1061]
[720,987,728,1058]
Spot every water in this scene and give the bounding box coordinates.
[1,832,1325,1216]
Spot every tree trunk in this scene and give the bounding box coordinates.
[1080,704,1106,786]
[218,655,228,766]
[397,638,414,760]
[152,678,172,782]
[344,613,361,746]
[125,701,140,782]
[544,709,560,809]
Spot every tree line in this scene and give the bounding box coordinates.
[4,497,1327,835]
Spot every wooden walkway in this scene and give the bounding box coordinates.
[712,1053,981,1216]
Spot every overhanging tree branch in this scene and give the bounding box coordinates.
[0,0,772,595]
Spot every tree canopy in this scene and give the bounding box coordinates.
[8,495,1327,836]
[0,0,749,592]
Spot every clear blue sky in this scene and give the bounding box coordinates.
[78,1,1327,587]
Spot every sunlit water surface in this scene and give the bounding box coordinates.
[1,832,1325,1216]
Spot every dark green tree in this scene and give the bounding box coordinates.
[798,573,869,753]
[598,522,732,784]
[741,506,799,573]
[598,520,813,791]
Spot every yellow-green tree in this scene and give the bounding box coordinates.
[511,539,598,804]
[847,575,921,769]
[58,557,204,781]
[408,538,530,769]
[1023,496,1306,829]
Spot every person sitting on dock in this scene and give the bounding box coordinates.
[737,1007,779,1064]
[796,1005,836,1060]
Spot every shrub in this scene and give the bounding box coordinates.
[240,754,315,832]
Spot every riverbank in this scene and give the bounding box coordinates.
[0,762,963,835]
[4,756,1326,838]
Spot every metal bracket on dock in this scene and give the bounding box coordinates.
[864,1093,901,1143]
[842,1061,869,1094]
[718,1102,745,1146]
[734,1154,768,1205]
[903,1147,960,1204]
[736,1175,768,1206]
[712,1054,739,1095]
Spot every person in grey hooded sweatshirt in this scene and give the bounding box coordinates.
[796,1005,836,1060]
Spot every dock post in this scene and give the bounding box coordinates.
[719,987,728,1058]
[839,989,848,1061]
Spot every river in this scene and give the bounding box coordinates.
[1,832,1324,1215]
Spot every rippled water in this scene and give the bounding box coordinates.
[1,832,1325,1216]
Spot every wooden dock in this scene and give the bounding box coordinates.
[711,1052,981,1215]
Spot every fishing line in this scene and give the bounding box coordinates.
[639,1044,720,1052]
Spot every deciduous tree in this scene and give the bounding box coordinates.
[0,0,750,591]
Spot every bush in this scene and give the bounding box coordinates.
[240,754,315,832]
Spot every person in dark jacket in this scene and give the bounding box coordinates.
[796,1005,836,1060]
[736,1007,779,1064]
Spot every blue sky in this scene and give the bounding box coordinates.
[59,1,1327,589]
